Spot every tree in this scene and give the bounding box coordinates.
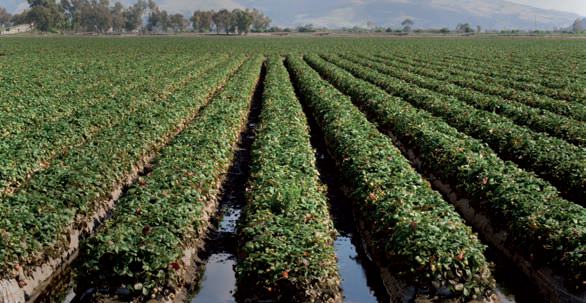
[250,8,270,31]
[27,0,60,31]
[0,7,12,28]
[232,9,253,35]
[477,25,481,34]
[94,0,113,33]
[191,10,212,32]
[56,0,72,32]
[169,13,185,32]
[68,0,82,32]
[146,8,160,31]
[11,11,29,26]
[297,24,315,32]
[212,9,231,35]
[159,10,169,32]
[190,10,201,31]
[456,23,473,33]
[123,2,144,32]
[111,2,124,32]
[572,18,582,33]
[28,6,54,31]
[401,18,413,33]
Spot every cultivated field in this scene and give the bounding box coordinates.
[0,37,584,303]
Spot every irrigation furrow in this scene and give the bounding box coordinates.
[75,55,264,302]
[344,53,585,145]
[235,55,341,302]
[322,54,585,204]
[189,55,265,303]
[286,54,495,302]
[374,53,586,122]
[290,56,392,303]
[385,53,586,118]
[305,53,586,303]
[0,54,225,195]
[0,54,247,302]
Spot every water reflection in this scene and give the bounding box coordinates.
[191,253,237,303]
[335,236,382,303]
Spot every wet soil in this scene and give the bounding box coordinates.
[290,60,391,303]
[188,62,265,303]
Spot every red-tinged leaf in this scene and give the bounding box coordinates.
[169,262,181,271]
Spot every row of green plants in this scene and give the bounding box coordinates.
[443,51,586,88]
[326,54,585,204]
[78,55,264,297]
[457,53,586,91]
[0,51,169,140]
[380,53,586,123]
[286,54,495,300]
[351,53,585,146]
[0,55,246,279]
[0,51,102,99]
[388,53,586,120]
[236,55,340,302]
[306,53,586,290]
[0,54,223,194]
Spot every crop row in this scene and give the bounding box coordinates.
[0,54,223,194]
[78,55,264,297]
[306,53,586,293]
[286,55,494,300]
[0,55,246,281]
[387,53,586,120]
[0,52,177,140]
[324,54,585,203]
[236,56,340,302]
[442,54,586,103]
[378,53,586,123]
[442,52,586,98]
[446,48,586,80]
[349,53,585,146]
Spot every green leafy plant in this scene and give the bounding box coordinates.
[78,55,264,297]
[286,54,494,299]
[236,55,340,302]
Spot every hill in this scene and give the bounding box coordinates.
[251,0,580,30]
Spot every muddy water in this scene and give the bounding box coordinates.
[485,246,549,303]
[189,64,265,303]
[192,254,237,303]
[39,60,547,303]
[314,149,389,303]
[189,205,240,303]
[300,95,391,302]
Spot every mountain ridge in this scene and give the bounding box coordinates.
[2,0,582,30]
[250,0,581,30]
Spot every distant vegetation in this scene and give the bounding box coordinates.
[0,0,271,34]
[0,2,584,36]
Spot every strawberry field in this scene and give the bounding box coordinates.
[0,37,584,303]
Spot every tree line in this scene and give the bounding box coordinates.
[0,0,271,34]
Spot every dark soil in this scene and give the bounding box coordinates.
[288,58,391,303]
[188,61,266,302]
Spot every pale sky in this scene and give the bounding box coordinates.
[507,0,586,16]
[6,0,586,17]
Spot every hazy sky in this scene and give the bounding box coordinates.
[7,0,586,17]
[507,0,586,15]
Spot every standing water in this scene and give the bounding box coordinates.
[189,65,265,303]
[296,73,391,302]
